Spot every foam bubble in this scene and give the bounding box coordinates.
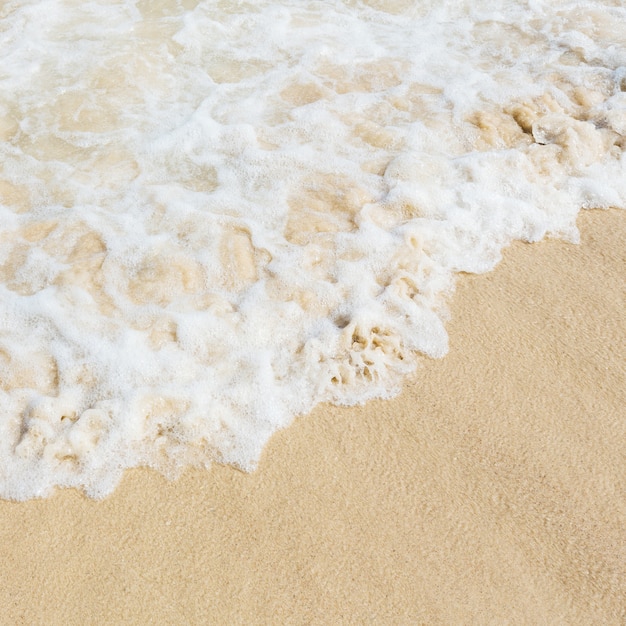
[0,0,624,499]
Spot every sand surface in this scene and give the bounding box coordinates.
[1,208,624,625]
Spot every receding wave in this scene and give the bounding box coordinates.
[1,0,624,499]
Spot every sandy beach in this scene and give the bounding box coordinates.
[1,207,624,625]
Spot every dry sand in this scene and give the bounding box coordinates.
[1,208,624,625]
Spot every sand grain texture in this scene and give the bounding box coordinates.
[1,209,624,625]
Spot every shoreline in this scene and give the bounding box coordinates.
[1,208,624,624]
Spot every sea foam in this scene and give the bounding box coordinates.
[0,0,624,499]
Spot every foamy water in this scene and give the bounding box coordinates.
[1,0,624,499]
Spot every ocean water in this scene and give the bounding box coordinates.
[0,0,624,500]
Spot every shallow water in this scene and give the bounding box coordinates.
[1,0,624,499]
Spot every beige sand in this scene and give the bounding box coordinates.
[1,208,624,625]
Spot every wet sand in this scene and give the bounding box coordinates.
[1,208,624,625]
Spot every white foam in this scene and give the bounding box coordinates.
[0,0,624,499]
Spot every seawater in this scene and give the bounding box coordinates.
[1,0,624,499]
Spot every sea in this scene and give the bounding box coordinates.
[0,0,624,499]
